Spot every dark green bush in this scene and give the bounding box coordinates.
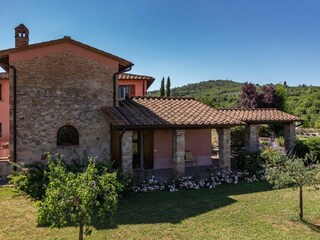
[294,137,320,160]
[231,126,245,147]
[236,152,265,174]
[10,161,49,200]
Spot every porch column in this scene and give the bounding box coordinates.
[121,131,133,175]
[245,124,260,153]
[217,128,231,169]
[173,129,185,177]
[284,123,296,153]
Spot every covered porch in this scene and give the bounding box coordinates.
[104,97,302,177]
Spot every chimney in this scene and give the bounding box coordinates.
[15,24,29,48]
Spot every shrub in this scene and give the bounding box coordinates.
[236,152,265,175]
[231,126,245,147]
[10,153,116,200]
[305,137,320,160]
[294,137,320,160]
[10,161,49,200]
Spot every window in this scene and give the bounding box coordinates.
[119,85,129,99]
[119,85,136,99]
[57,125,79,146]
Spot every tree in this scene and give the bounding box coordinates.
[264,153,320,220]
[166,76,171,97]
[37,155,123,240]
[274,83,286,111]
[239,82,259,108]
[257,84,276,108]
[160,77,165,97]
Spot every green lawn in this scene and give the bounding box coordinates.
[1,182,320,240]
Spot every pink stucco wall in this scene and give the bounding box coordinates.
[154,129,173,169]
[185,129,212,166]
[153,129,212,169]
[118,79,148,96]
[0,79,10,143]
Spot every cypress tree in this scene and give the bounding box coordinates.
[160,77,165,97]
[166,76,171,97]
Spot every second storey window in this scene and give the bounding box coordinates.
[119,85,135,99]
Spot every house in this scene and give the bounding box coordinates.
[0,24,302,178]
[118,73,154,99]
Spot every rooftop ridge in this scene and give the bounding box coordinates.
[119,73,155,79]
[131,96,196,100]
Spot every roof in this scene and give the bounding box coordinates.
[104,97,245,129]
[0,72,8,79]
[0,36,133,70]
[217,109,303,123]
[118,73,155,89]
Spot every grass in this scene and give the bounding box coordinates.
[1,182,320,239]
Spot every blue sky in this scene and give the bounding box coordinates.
[1,0,320,90]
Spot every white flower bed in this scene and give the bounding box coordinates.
[126,170,262,193]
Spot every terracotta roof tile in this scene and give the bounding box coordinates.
[217,109,303,123]
[118,73,155,88]
[104,97,244,129]
[0,72,8,79]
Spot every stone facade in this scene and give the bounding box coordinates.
[10,51,116,164]
[217,128,231,169]
[284,123,296,153]
[172,129,185,176]
[245,124,260,153]
[121,131,133,175]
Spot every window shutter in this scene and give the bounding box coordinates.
[129,85,135,97]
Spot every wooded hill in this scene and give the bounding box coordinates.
[148,80,320,128]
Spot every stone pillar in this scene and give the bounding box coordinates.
[217,128,231,169]
[284,123,296,153]
[172,129,185,177]
[245,124,260,153]
[121,131,133,175]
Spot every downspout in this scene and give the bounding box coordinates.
[11,65,17,165]
[113,64,134,107]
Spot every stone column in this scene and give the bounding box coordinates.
[284,123,296,153]
[245,124,260,153]
[217,128,231,169]
[172,129,185,177]
[121,131,133,175]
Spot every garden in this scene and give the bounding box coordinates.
[0,137,320,239]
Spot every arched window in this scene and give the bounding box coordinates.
[57,125,79,146]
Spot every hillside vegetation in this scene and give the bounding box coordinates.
[149,80,320,128]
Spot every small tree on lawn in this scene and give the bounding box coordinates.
[160,77,165,97]
[37,154,123,240]
[264,153,320,220]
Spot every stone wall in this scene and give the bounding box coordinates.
[172,129,185,176]
[10,51,116,164]
[217,128,231,169]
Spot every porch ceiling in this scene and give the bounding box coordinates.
[103,97,245,129]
